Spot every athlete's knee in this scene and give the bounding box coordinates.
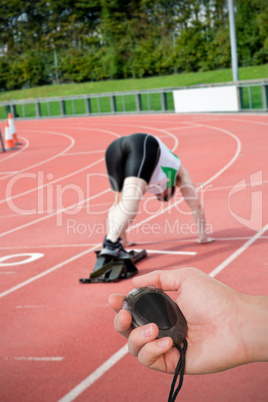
[113,191,122,204]
[119,177,146,215]
[123,177,147,197]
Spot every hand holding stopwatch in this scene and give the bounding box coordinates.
[123,287,188,402]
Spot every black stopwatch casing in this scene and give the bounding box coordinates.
[122,287,187,345]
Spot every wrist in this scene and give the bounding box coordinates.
[238,294,268,364]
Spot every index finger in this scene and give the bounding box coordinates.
[108,293,126,312]
[132,268,200,291]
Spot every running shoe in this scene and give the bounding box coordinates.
[99,238,130,259]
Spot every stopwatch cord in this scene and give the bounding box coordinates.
[168,338,188,402]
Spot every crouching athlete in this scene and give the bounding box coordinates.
[100,133,213,259]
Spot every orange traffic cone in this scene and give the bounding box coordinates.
[5,120,18,150]
[0,129,6,152]
[8,113,22,145]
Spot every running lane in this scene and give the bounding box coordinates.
[0,114,267,402]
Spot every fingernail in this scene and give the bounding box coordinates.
[141,324,153,338]
[158,338,170,348]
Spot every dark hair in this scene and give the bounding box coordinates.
[157,186,176,202]
[164,186,175,201]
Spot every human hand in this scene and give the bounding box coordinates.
[108,268,250,375]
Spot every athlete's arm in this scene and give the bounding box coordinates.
[108,268,268,375]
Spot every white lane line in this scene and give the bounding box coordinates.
[0,244,97,249]
[0,245,196,300]
[1,157,105,205]
[1,123,238,239]
[1,237,268,250]
[59,123,180,156]
[125,125,241,234]
[0,188,110,238]
[1,237,267,251]
[16,305,43,309]
[122,237,268,244]
[0,244,101,299]
[227,118,268,126]
[58,345,128,402]
[1,127,121,203]
[0,137,30,163]
[209,223,268,278]
[0,172,19,174]
[0,125,240,295]
[0,126,183,236]
[134,249,196,256]
[6,357,64,362]
[59,123,181,154]
[0,122,242,397]
[0,131,75,180]
[198,181,268,192]
[62,150,105,155]
[57,223,268,402]
[210,236,268,241]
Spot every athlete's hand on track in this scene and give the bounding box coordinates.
[197,237,215,244]
[120,231,136,247]
[108,268,268,375]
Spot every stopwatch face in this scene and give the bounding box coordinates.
[135,292,177,328]
[123,287,187,344]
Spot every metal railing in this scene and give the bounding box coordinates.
[0,80,267,120]
[0,89,175,120]
[238,82,268,111]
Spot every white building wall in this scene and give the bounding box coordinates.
[173,85,239,113]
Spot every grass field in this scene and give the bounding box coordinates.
[0,64,267,102]
[0,64,267,119]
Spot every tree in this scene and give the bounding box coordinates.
[0,0,267,90]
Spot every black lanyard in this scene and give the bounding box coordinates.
[168,338,188,402]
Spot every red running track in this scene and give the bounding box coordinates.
[0,114,268,402]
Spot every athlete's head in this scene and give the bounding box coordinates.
[156,186,175,202]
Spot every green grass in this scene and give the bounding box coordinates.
[0,64,267,102]
[0,64,266,119]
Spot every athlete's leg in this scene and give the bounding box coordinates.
[105,138,125,193]
[108,191,135,246]
[99,138,131,258]
[100,134,159,257]
[100,177,147,258]
[106,190,122,242]
[106,134,159,243]
[176,165,213,243]
[106,177,147,243]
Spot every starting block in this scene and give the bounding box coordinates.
[79,249,147,283]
